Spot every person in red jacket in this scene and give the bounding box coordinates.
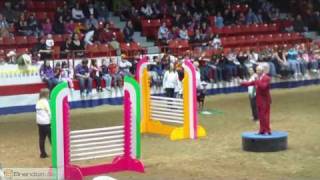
[241,64,272,135]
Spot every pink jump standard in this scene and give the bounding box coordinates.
[50,76,144,180]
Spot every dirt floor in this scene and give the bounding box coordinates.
[1,85,320,180]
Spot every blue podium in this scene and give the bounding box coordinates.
[242,131,288,152]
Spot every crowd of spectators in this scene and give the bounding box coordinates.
[36,41,320,98]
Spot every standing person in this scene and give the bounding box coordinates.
[35,88,51,158]
[247,67,258,121]
[241,65,272,135]
[75,59,93,97]
[162,63,179,98]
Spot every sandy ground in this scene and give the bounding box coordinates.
[1,85,320,180]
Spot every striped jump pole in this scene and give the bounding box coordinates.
[136,58,206,141]
[50,76,144,180]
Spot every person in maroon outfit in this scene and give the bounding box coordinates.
[241,65,272,135]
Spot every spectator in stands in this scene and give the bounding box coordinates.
[225,50,239,81]
[293,14,308,32]
[16,13,32,36]
[282,15,294,32]
[190,29,203,44]
[173,13,183,28]
[70,33,85,57]
[140,3,153,18]
[31,37,45,60]
[215,12,224,29]
[45,34,54,50]
[211,34,222,49]
[237,51,250,79]
[208,54,224,82]
[149,56,163,90]
[53,16,65,34]
[84,28,95,45]
[179,25,189,40]
[246,8,259,25]
[60,36,72,58]
[123,20,134,43]
[200,22,211,42]
[237,12,246,25]
[90,59,103,92]
[2,2,19,23]
[85,14,99,30]
[287,47,302,77]
[72,3,85,22]
[60,61,74,90]
[100,59,112,91]
[54,62,62,80]
[158,22,170,44]
[110,35,121,56]
[27,13,41,37]
[83,2,97,19]
[108,58,123,90]
[163,63,179,98]
[223,8,237,25]
[0,13,9,37]
[119,54,132,77]
[42,18,53,35]
[75,59,92,97]
[99,23,114,43]
[151,2,161,18]
[274,47,291,78]
[40,60,60,90]
[65,19,76,34]
[96,4,109,22]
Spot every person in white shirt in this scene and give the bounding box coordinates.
[158,22,170,42]
[247,67,258,121]
[35,88,51,158]
[211,34,221,49]
[72,3,85,22]
[163,63,179,97]
[45,34,54,50]
[119,54,132,77]
[84,29,95,45]
[141,3,153,18]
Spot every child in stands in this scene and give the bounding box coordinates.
[61,61,74,90]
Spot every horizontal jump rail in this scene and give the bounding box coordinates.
[70,135,124,144]
[151,99,183,106]
[70,126,124,135]
[151,110,183,117]
[151,114,184,121]
[151,96,183,102]
[70,130,124,140]
[71,148,124,158]
[152,117,184,124]
[70,139,124,148]
[150,106,184,113]
[71,143,124,153]
[150,103,184,109]
[71,152,123,162]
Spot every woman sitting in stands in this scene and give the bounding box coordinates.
[90,59,103,92]
[39,60,60,91]
[70,33,85,57]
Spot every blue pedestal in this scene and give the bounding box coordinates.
[242,131,288,152]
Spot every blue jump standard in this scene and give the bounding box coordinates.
[242,131,288,152]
